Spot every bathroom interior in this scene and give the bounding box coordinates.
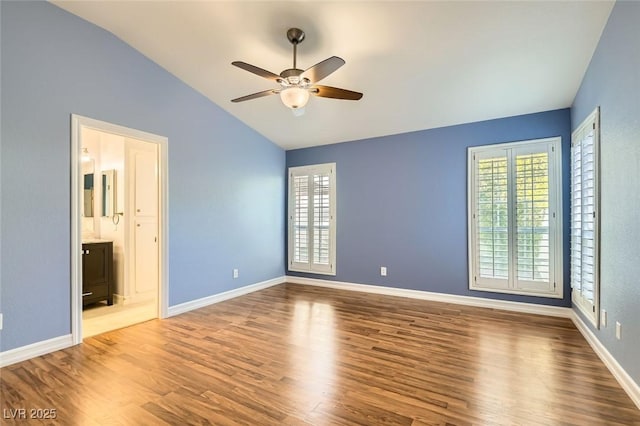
[81,127,159,338]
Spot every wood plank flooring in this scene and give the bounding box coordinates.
[2,283,639,425]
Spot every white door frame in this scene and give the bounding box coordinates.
[71,114,169,345]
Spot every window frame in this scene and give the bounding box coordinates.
[571,107,600,327]
[288,163,337,275]
[467,137,563,298]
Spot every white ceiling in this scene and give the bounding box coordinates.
[52,1,614,150]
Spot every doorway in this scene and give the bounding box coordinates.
[71,115,168,344]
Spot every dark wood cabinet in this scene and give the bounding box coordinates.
[82,241,113,306]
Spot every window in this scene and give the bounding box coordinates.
[288,163,336,275]
[468,137,562,298]
[571,108,600,326]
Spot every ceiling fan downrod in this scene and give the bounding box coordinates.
[287,28,305,70]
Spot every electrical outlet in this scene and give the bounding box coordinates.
[601,309,607,327]
[233,268,239,279]
[380,266,387,276]
[616,321,622,340]
[0,313,3,330]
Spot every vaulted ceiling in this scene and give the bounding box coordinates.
[52,1,614,150]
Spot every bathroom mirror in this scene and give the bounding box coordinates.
[82,160,95,218]
[101,169,117,217]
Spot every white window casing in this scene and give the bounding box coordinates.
[468,137,563,298]
[571,107,600,327]
[288,163,336,275]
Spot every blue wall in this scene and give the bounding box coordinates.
[287,109,571,307]
[572,1,640,383]
[0,1,285,352]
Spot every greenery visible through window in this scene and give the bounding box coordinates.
[515,152,550,282]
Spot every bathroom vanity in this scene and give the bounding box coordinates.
[82,240,114,307]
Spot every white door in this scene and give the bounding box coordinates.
[134,221,158,293]
[129,142,159,300]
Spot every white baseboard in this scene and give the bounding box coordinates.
[123,291,156,306]
[112,293,154,306]
[571,311,640,410]
[286,276,572,318]
[167,276,286,317]
[0,334,74,368]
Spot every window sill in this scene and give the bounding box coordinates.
[288,267,336,277]
[470,284,563,299]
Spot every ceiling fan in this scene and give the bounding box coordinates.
[231,28,363,115]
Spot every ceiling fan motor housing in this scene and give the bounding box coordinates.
[280,68,309,87]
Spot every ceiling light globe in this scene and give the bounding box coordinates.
[280,87,309,109]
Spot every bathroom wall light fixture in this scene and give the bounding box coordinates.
[81,148,91,163]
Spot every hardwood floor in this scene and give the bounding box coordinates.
[2,283,639,425]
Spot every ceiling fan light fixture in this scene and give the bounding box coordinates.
[280,87,309,109]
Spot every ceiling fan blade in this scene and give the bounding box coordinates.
[300,56,345,83]
[231,89,277,103]
[231,61,282,82]
[312,85,363,101]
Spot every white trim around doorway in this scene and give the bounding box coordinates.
[71,114,169,345]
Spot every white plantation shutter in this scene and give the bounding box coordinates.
[475,151,509,289]
[571,108,600,326]
[289,163,336,275]
[293,175,309,263]
[313,174,331,265]
[571,140,583,290]
[516,152,550,283]
[469,138,561,297]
